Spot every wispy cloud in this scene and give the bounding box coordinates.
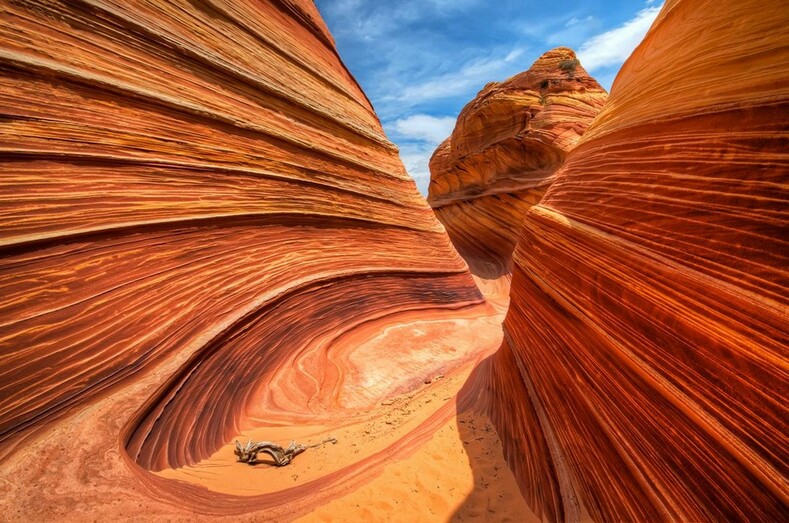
[397,142,437,194]
[577,5,661,71]
[566,15,594,28]
[393,49,523,105]
[546,15,598,46]
[425,0,481,12]
[388,114,456,193]
[392,114,456,143]
[316,0,665,195]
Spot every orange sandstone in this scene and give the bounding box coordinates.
[1,0,786,521]
[0,1,514,520]
[481,0,789,521]
[428,48,607,292]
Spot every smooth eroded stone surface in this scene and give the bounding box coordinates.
[0,1,490,519]
[427,48,607,286]
[483,0,789,521]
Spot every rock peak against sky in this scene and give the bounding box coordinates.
[315,0,662,193]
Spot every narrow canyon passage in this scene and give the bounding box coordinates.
[1,0,786,521]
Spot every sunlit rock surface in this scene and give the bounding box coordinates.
[0,1,495,519]
[427,48,607,292]
[3,0,787,520]
[479,0,789,520]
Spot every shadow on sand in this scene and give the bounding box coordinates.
[449,357,539,523]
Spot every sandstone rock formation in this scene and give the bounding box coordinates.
[479,0,789,520]
[0,1,495,519]
[427,48,607,290]
[3,0,787,520]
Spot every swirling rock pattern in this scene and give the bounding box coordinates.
[485,0,789,521]
[427,48,607,287]
[0,0,496,518]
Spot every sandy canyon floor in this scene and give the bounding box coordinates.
[1,272,534,522]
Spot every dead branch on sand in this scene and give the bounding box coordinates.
[234,437,337,466]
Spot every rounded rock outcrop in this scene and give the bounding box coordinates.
[428,48,607,286]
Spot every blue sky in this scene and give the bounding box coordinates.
[314,0,663,194]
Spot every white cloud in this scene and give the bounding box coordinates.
[565,15,593,28]
[394,141,437,194]
[504,49,524,62]
[392,114,456,143]
[315,1,665,192]
[322,0,422,41]
[547,15,597,46]
[426,0,480,12]
[387,114,456,194]
[393,48,524,104]
[576,5,661,71]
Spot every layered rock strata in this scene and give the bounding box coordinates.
[428,48,607,286]
[482,0,789,521]
[0,1,490,518]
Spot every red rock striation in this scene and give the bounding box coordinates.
[427,48,607,288]
[479,0,789,520]
[0,1,489,518]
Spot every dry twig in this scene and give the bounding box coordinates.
[234,437,337,466]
